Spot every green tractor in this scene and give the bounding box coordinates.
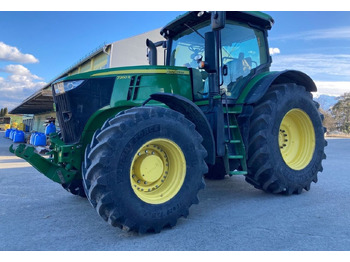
[10,11,327,233]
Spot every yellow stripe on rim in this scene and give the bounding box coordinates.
[279,109,316,170]
[92,69,190,77]
[130,138,186,204]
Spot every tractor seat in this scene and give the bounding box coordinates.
[223,53,252,88]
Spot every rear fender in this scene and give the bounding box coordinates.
[241,70,317,105]
[236,70,317,152]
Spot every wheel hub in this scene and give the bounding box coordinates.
[138,155,164,183]
[279,128,288,149]
[279,109,315,170]
[130,138,186,204]
[131,145,169,193]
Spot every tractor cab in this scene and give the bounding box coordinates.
[159,11,274,101]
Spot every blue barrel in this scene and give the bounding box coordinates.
[34,132,46,146]
[30,132,38,145]
[13,131,25,143]
[9,129,16,140]
[45,122,56,135]
[5,128,12,138]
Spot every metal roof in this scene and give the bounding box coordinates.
[9,88,54,114]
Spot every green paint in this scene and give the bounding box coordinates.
[9,143,77,184]
[236,71,272,104]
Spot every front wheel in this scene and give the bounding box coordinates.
[82,106,207,233]
[245,83,327,195]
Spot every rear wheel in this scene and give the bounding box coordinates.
[245,83,327,195]
[82,106,207,233]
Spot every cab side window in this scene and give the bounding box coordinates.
[221,21,268,97]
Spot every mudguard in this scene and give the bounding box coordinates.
[149,93,216,165]
[240,70,317,105]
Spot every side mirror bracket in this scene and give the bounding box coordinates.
[211,11,226,30]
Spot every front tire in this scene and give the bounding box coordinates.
[82,106,207,233]
[245,83,327,195]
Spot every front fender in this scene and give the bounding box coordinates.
[149,93,216,165]
[80,105,133,148]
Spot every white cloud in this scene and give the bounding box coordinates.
[269,47,280,55]
[314,81,350,97]
[1,64,42,80]
[0,64,46,110]
[270,26,350,41]
[0,42,39,63]
[269,52,350,96]
[270,53,350,81]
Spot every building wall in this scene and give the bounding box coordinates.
[23,115,34,131]
[32,112,57,133]
[65,28,165,77]
[109,28,165,67]
[68,45,111,76]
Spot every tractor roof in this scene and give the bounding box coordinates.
[160,11,274,38]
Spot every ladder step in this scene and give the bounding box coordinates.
[226,110,241,114]
[229,171,247,175]
[225,140,241,144]
[228,155,244,159]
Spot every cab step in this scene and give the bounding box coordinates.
[225,139,241,144]
[228,155,244,159]
[224,125,238,128]
[229,170,248,176]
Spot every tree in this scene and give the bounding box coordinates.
[331,92,350,134]
[0,108,3,117]
[319,108,336,133]
[4,107,7,115]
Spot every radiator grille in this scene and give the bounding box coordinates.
[53,77,115,144]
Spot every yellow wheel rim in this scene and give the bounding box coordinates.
[130,138,186,204]
[279,109,315,170]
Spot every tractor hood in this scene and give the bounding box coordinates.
[53,65,191,83]
[51,65,194,144]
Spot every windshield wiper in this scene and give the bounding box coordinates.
[184,23,205,39]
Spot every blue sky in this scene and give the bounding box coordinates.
[268,11,350,97]
[1,7,350,110]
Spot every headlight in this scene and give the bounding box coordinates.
[53,80,85,94]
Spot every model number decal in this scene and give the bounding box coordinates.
[117,75,131,80]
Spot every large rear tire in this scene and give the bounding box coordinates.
[82,106,207,233]
[245,83,327,195]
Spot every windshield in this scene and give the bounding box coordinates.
[169,21,210,68]
[169,20,268,100]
